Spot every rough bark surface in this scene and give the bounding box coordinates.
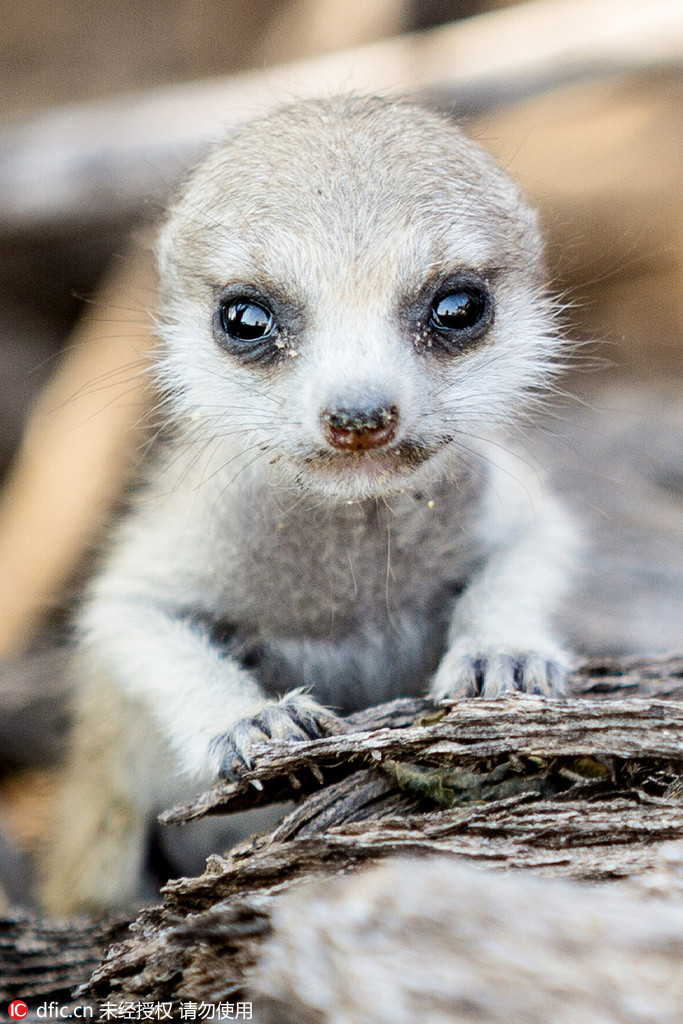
[2,654,683,1016]
[161,654,683,825]
[0,914,128,1005]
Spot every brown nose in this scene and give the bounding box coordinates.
[321,404,399,452]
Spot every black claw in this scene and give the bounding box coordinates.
[251,707,279,739]
[213,739,243,780]
[289,707,324,736]
[546,661,568,697]
[512,655,527,690]
[471,657,485,695]
[211,699,338,782]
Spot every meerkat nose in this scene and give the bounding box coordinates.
[321,403,399,452]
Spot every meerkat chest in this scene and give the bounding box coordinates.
[206,481,486,638]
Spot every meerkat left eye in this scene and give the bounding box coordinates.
[214,295,282,364]
[219,298,275,342]
[430,283,490,334]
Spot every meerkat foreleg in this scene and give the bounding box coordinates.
[41,603,335,913]
[430,495,576,699]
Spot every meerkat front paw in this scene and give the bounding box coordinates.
[210,690,340,780]
[430,640,570,701]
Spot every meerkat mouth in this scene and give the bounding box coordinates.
[304,437,437,469]
[293,436,449,496]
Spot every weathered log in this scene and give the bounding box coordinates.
[0,914,128,1004]
[252,853,683,1024]
[77,655,683,1007]
[84,790,683,1009]
[2,653,683,1011]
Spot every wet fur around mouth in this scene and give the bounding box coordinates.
[302,436,441,469]
[292,436,452,500]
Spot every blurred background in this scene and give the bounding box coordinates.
[0,0,681,907]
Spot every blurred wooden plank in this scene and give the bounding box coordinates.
[0,243,155,656]
[0,0,681,232]
[254,0,409,65]
[252,856,683,1024]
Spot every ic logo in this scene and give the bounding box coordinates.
[8,1002,29,1020]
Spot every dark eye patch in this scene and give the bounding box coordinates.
[407,271,494,356]
[427,273,493,353]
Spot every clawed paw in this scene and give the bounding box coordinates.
[431,644,569,701]
[210,690,339,780]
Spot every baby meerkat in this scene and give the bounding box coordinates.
[42,94,577,914]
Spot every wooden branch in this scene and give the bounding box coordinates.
[0,242,155,656]
[254,0,409,67]
[2,655,683,1007]
[1,0,681,231]
[72,654,683,1006]
[161,654,683,825]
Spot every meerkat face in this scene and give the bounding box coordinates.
[156,95,559,500]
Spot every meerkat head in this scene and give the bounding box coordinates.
[156,94,559,500]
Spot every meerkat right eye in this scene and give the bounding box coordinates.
[430,286,488,332]
[417,273,494,355]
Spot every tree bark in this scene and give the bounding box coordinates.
[2,654,683,1015]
